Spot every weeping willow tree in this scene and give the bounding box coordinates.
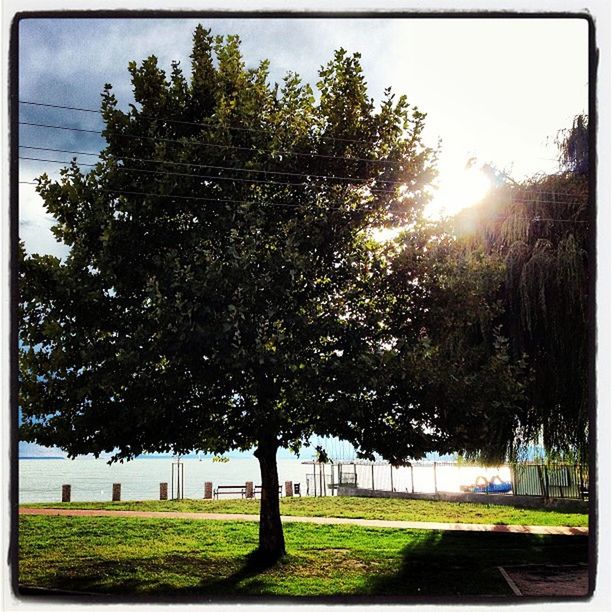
[452,115,590,462]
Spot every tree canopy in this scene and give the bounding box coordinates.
[451,115,590,461]
[20,26,527,560]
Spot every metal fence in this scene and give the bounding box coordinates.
[512,463,588,500]
[304,460,589,500]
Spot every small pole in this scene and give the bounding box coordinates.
[354,462,357,488]
[371,464,375,490]
[321,463,325,497]
[390,465,394,492]
[204,482,213,499]
[433,462,438,494]
[410,464,414,493]
[61,484,71,503]
[313,462,317,497]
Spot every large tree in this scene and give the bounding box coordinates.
[452,115,590,461]
[19,26,524,561]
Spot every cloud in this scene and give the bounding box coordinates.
[18,16,588,257]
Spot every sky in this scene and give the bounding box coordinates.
[18,16,589,257]
[16,16,589,457]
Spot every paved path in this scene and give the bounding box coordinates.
[19,507,588,536]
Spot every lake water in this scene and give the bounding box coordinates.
[18,457,512,503]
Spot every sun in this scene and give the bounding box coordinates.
[370,158,492,243]
[424,162,492,220]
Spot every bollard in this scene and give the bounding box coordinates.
[245,481,254,499]
[160,482,168,500]
[61,484,71,502]
[285,481,293,497]
[112,483,121,502]
[204,481,213,499]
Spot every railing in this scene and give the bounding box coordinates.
[328,461,588,500]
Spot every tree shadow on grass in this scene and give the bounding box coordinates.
[364,530,589,598]
[20,549,288,599]
[19,532,589,599]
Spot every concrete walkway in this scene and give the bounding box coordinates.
[19,507,588,536]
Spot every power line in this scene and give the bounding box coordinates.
[19,156,587,203]
[18,144,407,186]
[19,152,586,203]
[19,99,404,147]
[19,120,405,167]
[17,181,589,223]
[17,180,397,214]
[18,156,404,196]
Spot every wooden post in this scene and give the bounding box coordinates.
[245,481,254,499]
[160,482,168,500]
[61,484,71,502]
[112,483,121,501]
[204,481,213,499]
[285,481,293,497]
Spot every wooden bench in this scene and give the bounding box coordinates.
[214,485,246,499]
[254,485,283,498]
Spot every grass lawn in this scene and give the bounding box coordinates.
[19,514,589,597]
[21,496,588,527]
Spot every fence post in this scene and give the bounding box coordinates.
[112,483,121,501]
[433,462,438,494]
[245,481,254,499]
[536,464,547,498]
[204,482,213,499]
[61,484,71,502]
[285,481,293,497]
[160,482,168,500]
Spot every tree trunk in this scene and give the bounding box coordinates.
[254,440,286,562]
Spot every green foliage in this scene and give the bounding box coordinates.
[450,115,590,461]
[212,455,230,463]
[20,27,526,494]
[20,27,435,464]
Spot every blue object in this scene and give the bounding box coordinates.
[473,481,512,494]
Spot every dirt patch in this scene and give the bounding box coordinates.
[500,564,589,597]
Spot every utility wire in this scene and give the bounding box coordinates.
[18,156,404,197]
[19,121,405,167]
[18,153,586,202]
[17,181,397,213]
[18,145,408,186]
[17,181,589,223]
[19,99,407,147]
[19,158,585,204]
